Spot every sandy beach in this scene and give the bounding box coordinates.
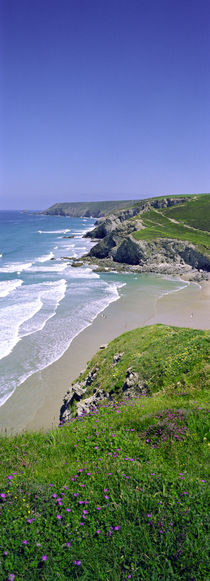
[0,277,209,435]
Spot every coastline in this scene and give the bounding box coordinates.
[0,276,209,435]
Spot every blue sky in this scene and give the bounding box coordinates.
[0,0,209,209]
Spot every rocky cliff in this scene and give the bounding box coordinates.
[42,199,137,218]
[81,195,210,280]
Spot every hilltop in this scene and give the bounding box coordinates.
[0,325,209,580]
[79,194,210,280]
[42,200,137,218]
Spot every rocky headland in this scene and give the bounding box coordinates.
[76,195,210,282]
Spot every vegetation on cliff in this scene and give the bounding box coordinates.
[85,194,210,274]
[0,325,209,580]
[43,200,136,218]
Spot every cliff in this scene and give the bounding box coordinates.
[81,194,210,280]
[42,199,137,218]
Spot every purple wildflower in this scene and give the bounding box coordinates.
[41,555,47,561]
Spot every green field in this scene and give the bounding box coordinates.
[133,195,210,255]
[0,325,209,580]
[163,195,210,232]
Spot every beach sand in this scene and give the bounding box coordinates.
[0,278,209,435]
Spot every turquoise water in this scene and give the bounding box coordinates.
[0,211,188,406]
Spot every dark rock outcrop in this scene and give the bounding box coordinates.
[88,234,210,274]
[59,364,149,424]
[123,368,149,397]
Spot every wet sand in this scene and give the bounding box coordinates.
[0,278,209,435]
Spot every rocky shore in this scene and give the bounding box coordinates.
[69,196,210,282]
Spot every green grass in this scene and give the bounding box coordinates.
[163,195,210,232]
[133,201,210,255]
[0,325,209,581]
[79,325,210,399]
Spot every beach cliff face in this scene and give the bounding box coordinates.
[87,234,210,275]
[81,195,210,281]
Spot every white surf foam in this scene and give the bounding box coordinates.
[19,279,67,338]
[37,251,54,262]
[0,279,67,361]
[66,266,100,279]
[0,279,23,298]
[0,279,124,406]
[26,263,68,273]
[0,262,32,273]
[0,298,43,360]
[37,229,70,234]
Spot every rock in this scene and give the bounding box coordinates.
[123,368,149,396]
[88,232,210,275]
[100,344,108,349]
[76,389,107,416]
[123,368,139,391]
[113,237,144,265]
[59,382,87,423]
[72,383,86,399]
[85,367,99,385]
[113,352,124,365]
[71,261,84,267]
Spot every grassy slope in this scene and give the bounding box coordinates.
[0,325,209,581]
[133,196,210,257]
[163,195,210,232]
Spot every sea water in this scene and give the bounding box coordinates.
[0,210,188,407]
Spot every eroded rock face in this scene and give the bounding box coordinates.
[76,389,107,416]
[123,368,149,397]
[59,383,87,423]
[89,234,210,273]
[113,238,144,265]
[113,352,124,365]
[59,364,149,425]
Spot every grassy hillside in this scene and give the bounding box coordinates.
[43,200,136,218]
[78,325,210,399]
[162,194,210,232]
[0,325,209,580]
[133,195,210,255]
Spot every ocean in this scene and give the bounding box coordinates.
[0,210,188,408]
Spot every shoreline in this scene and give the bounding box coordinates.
[0,276,209,435]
